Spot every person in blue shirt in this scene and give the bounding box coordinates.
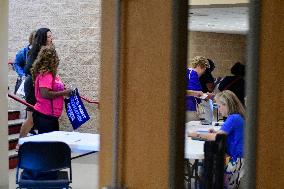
[188,90,245,189]
[13,31,36,77]
[13,46,29,78]
[186,56,214,122]
[13,31,36,94]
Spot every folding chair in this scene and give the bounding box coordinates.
[203,134,226,189]
[16,141,72,189]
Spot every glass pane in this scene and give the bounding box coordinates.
[185,2,248,188]
[8,1,102,188]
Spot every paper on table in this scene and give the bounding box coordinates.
[196,130,209,133]
[191,137,208,141]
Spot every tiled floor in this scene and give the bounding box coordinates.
[9,153,99,189]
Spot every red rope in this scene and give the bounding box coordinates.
[8,93,34,109]
[9,60,99,107]
[80,95,99,107]
[8,93,99,109]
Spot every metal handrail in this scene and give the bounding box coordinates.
[8,93,99,108]
[8,61,99,107]
[80,95,99,106]
[8,60,13,65]
[8,93,34,109]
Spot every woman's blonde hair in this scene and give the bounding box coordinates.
[31,45,59,82]
[28,30,36,45]
[215,90,246,118]
[190,56,210,69]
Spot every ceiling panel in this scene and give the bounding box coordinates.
[189,7,248,34]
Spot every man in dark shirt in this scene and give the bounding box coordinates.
[218,62,245,105]
[199,59,215,93]
[199,59,216,123]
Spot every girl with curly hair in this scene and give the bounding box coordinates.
[31,45,72,134]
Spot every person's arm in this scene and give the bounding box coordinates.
[187,130,226,141]
[186,90,203,97]
[40,87,72,99]
[214,77,222,86]
[24,56,33,76]
[205,92,215,100]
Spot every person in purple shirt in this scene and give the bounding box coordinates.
[188,90,245,189]
[186,56,214,122]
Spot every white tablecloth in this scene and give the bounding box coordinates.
[184,121,221,159]
[19,131,100,154]
[19,123,221,160]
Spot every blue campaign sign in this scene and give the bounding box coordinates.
[65,88,90,130]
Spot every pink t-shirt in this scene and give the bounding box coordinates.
[34,72,65,117]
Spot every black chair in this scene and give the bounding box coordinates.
[16,141,72,189]
[202,134,226,189]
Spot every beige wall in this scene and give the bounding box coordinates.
[8,0,101,133]
[188,31,246,77]
[0,0,9,188]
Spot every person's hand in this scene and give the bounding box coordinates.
[206,92,215,100]
[186,90,203,97]
[194,91,203,98]
[208,128,216,133]
[15,143,20,152]
[65,89,73,97]
[187,132,198,138]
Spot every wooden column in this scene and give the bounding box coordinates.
[99,0,186,188]
[255,1,284,188]
[0,0,9,188]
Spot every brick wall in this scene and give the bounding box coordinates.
[8,0,101,133]
[188,31,247,78]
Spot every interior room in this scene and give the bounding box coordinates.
[1,0,283,188]
[184,4,248,188]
